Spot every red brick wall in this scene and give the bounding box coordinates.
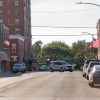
[18,39,24,62]
[0,0,32,60]
[0,0,24,35]
[9,39,19,56]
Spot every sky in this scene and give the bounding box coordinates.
[31,0,100,46]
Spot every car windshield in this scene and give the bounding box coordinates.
[13,64,22,68]
[58,62,68,65]
[85,60,100,64]
[90,63,100,67]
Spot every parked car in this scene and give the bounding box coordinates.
[49,61,73,72]
[80,65,84,71]
[74,65,80,70]
[12,63,26,73]
[82,59,100,77]
[89,65,100,87]
[74,63,84,70]
[39,66,49,71]
[86,61,100,80]
[20,63,27,70]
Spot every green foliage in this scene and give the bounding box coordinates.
[33,40,98,65]
[41,41,70,61]
[33,40,43,60]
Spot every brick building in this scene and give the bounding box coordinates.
[0,25,10,72]
[0,0,32,65]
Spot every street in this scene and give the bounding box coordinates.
[1,71,100,100]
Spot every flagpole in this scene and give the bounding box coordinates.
[92,34,94,59]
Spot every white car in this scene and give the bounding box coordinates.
[49,61,73,72]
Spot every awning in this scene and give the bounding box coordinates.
[0,51,9,61]
[23,57,29,64]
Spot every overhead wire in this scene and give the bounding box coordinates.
[32,7,99,13]
[31,26,96,28]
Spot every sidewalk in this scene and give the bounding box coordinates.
[0,71,50,90]
[0,71,12,77]
[0,71,32,90]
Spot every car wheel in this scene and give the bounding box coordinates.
[50,68,53,72]
[83,74,84,77]
[88,81,90,86]
[60,67,64,72]
[90,83,94,87]
[69,70,73,72]
[86,76,89,80]
[84,74,86,78]
[12,71,16,73]
[22,70,25,73]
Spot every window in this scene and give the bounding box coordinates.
[7,0,10,6]
[12,44,16,53]
[0,10,3,16]
[15,28,20,34]
[15,10,19,15]
[15,1,19,6]
[0,19,3,24]
[53,62,58,65]
[8,19,10,24]
[15,19,19,24]
[8,10,10,14]
[0,1,3,7]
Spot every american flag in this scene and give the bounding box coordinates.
[4,40,10,46]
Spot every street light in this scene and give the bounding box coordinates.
[82,32,94,39]
[76,2,100,7]
[82,32,94,58]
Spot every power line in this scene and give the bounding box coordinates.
[32,8,99,13]
[31,35,82,36]
[0,33,97,36]
[32,26,96,28]
[76,2,100,7]
[31,34,97,36]
[1,24,96,28]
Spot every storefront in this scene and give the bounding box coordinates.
[0,51,9,73]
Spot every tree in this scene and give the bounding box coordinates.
[41,41,70,62]
[33,40,43,60]
[71,40,98,64]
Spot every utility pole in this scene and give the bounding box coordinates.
[0,25,3,51]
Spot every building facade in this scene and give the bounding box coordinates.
[0,25,10,72]
[0,0,32,63]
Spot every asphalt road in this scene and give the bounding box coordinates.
[1,71,100,100]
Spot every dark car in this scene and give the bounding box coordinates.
[74,63,84,70]
[86,61,100,80]
[12,63,26,73]
[89,65,100,87]
[82,59,100,77]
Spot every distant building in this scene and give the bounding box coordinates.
[0,0,32,63]
[97,19,100,59]
[0,25,10,72]
[9,34,25,70]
